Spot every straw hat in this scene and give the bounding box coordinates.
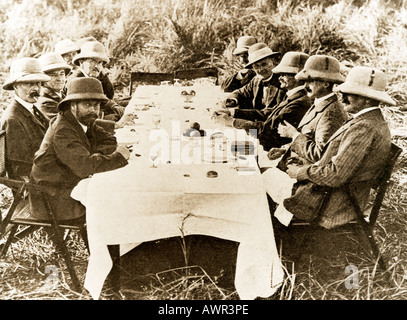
[3,57,51,90]
[244,43,280,68]
[55,39,79,56]
[72,41,109,66]
[58,77,108,111]
[272,51,310,74]
[295,55,345,84]
[38,52,72,74]
[233,36,257,55]
[334,66,396,106]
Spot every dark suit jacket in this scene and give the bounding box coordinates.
[221,68,257,93]
[232,88,312,151]
[0,99,48,179]
[29,110,128,220]
[37,86,63,119]
[228,74,286,111]
[286,108,392,229]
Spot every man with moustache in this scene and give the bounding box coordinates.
[221,36,257,93]
[213,51,311,151]
[29,77,130,221]
[67,40,124,122]
[222,42,286,112]
[1,57,51,180]
[262,55,348,226]
[273,66,395,229]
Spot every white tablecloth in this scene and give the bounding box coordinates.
[71,85,284,300]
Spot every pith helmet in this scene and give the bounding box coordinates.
[38,52,72,74]
[55,39,79,56]
[72,41,110,66]
[233,36,257,55]
[272,51,310,74]
[3,57,51,90]
[58,77,108,111]
[334,66,396,105]
[245,43,280,68]
[76,36,98,49]
[295,55,345,84]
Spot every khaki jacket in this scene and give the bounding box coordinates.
[287,109,392,229]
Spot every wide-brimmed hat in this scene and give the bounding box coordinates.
[58,77,108,110]
[38,52,72,74]
[55,39,79,56]
[76,36,98,49]
[244,43,280,68]
[334,66,396,105]
[72,41,109,66]
[295,55,345,84]
[272,51,310,74]
[233,36,257,55]
[3,57,51,90]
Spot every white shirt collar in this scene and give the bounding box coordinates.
[286,85,305,98]
[350,106,379,119]
[15,95,35,114]
[79,121,87,133]
[79,68,90,77]
[314,92,335,106]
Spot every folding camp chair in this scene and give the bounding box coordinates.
[0,130,88,292]
[128,71,174,96]
[174,67,219,85]
[280,142,402,272]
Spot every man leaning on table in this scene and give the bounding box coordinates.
[222,42,286,112]
[221,36,257,93]
[29,77,130,223]
[213,51,312,152]
[266,66,395,229]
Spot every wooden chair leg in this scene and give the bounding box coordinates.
[51,225,81,292]
[0,225,40,257]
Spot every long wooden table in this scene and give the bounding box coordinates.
[71,84,284,300]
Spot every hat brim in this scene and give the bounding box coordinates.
[72,53,109,66]
[272,65,300,74]
[58,93,109,110]
[233,47,249,55]
[43,63,72,73]
[3,73,51,90]
[245,52,280,69]
[334,83,396,106]
[295,69,345,84]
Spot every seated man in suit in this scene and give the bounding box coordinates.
[267,66,395,229]
[37,52,72,119]
[222,42,286,112]
[267,54,349,165]
[213,51,312,152]
[29,77,130,222]
[221,36,257,93]
[1,57,51,181]
[67,40,125,122]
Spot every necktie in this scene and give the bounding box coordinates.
[32,105,49,129]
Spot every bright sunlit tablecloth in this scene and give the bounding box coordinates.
[71,85,284,300]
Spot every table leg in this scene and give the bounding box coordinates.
[107,244,121,298]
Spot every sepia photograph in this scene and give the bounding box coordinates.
[0,0,406,306]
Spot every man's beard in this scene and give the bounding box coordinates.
[77,112,98,127]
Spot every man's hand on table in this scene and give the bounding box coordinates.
[213,113,234,127]
[286,163,302,179]
[267,147,286,160]
[278,120,299,139]
[115,145,131,160]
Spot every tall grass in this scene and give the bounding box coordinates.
[1,0,407,300]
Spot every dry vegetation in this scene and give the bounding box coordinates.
[1,0,407,300]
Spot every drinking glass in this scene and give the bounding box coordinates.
[149,149,159,168]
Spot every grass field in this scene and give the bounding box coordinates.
[1,0,407,300]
